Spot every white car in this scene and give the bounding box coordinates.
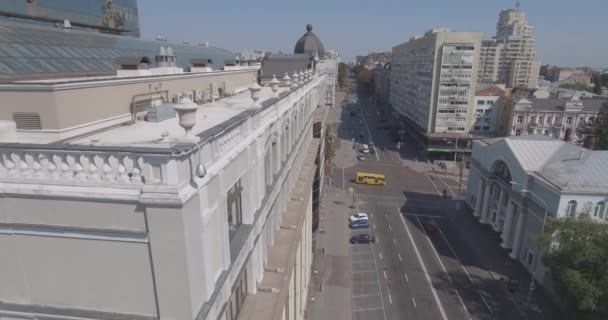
[349,213,369,222]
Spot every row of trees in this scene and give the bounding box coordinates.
[337,62,348,90]
[351,65,372,92]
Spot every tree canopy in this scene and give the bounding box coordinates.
[338,62,348,90]
[542,214,608,319]
[593,76,602,95]
[559,82,594,93]
[578,102,608,150]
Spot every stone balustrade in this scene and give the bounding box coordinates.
[0,150,153,185]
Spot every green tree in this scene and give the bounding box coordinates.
[593,75,602,95]
[559,82,594,93]
[338,62,348,90]
[542,214,608,319]
[356,67,372,92]
[578,102,608,150]
[540,64,550,79]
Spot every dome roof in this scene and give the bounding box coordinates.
[294,24,325,58]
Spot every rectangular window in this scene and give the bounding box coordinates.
[227,179,243,239]
[474,126,481,130]
[527,129,534,134]
[546,117,551,124]
[566,117,572,124]
[516,116,523,124]
[515,130,522,136]
[483,126,490,131]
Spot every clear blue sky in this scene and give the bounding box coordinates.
[139,0,607,68]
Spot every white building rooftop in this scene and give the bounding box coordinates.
[70,87,288,148]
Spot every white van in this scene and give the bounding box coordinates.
[361,144,370,154]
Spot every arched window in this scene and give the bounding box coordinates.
[567,200,577,217]
[594,201,606,219]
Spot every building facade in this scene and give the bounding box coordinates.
[390,29,481,154]
[471,85,506,133]
[496,96,604,142]
[371,63,391,110]
[478,4,540,88]
[0,20,337,320]
[466,136,608,283]
[0,0,140,36]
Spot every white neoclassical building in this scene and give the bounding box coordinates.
[0,38,336,320]
[466,135,608,283]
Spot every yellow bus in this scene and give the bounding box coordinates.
[355,172,386,186]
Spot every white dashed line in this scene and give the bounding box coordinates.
[383,270,387,279]
[398,254,402,262]
[373,223,376,229]
[379,252,383,260]
[388,225,392,231]
[455,290,472,320]
[393,238,397,245]
[412,297,417,308]
[404,272,409,282]
[388,293,393,305]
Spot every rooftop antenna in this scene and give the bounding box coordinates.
[515,1,521,10]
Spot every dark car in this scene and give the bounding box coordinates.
[350,234,375,244]
[423,219,438,233]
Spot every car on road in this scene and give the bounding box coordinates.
[357,154,365,161]
[423,219,438,233]
[349,219,369,229]
[349,234,375,244]
[358,119,363,125]
[349,212,369,222]
[361,144,370,154]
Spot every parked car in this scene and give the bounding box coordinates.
[349,212,369,222]
[357,154,365,161]
[350,219,369,229]
[423,218,438,233]
[350,234,375,244]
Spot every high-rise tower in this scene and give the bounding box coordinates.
[478,3,540,88]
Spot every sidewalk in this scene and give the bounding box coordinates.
[306,183,353,320]
[447,199,564,320]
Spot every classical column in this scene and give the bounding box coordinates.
[494,188,506,232]
[501,200,515,248]
[473,179,485,217]
[480,182,492,224]
[510,208,526,260]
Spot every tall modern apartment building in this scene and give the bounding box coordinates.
[478,4,540,88]
[390,29,481,154]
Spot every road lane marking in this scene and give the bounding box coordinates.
[352,260,374,264]
[455,290,472,320]
[388,225,392,231]
[412,297,417,308]
[379,252,383,260]
[438,176,456,196]
[398,254,402,261]
[432,217,474,283]
[398,207,448,320]
[353,307,383,313]
[404,272,409,282]
[352,280,380,285]
[352,270,376,274]
[388,293,393,304]
[370,240,388,320]
[414,216,453,284]
[352,293,380,298]
[393,238,397,245]
[426,174,443,196]
[383,271,387,279]
[373,223,376,229]
[480,294,493,313]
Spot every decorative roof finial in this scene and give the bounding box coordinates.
[515,1,521,10]
[306,24,313,32]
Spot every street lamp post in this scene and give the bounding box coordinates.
[510,181,549,303]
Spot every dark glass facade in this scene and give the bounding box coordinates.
[0,0,140,36]
[0,21,235,81]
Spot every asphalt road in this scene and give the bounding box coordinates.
[335,83,547,320]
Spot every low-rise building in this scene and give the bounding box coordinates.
[466,136,608,284]
[471,84,506,133]
[496,96,605,143]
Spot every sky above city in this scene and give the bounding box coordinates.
[139,0,607,68]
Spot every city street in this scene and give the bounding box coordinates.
[309,78,561,320]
